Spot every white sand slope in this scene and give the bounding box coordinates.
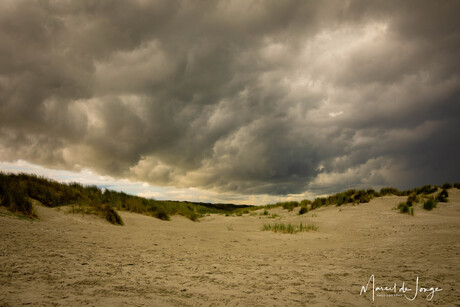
[1,190,459,306]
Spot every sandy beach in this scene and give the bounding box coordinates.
[1,190,459,306]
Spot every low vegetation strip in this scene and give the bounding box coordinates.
[397,188,450,215]
[0,172,252,223]
[263,182,458,216]
[262,222,318,234]
[1,172,458,223]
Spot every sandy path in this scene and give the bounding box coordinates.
[1,190,459,306]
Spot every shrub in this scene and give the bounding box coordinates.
[188,212,200,221]
[423,199,437,210]
[311,197,328,210]
[454,182,460,189]
[154,209,170,221]
[281,201,299,211]
[0,184,35,217]
[397,195,416,215]
[435,189,448,203]
[101,204,124,225]
[416,185,438,195]
[354,190,372,203]
[407,193,418,203]
[299,206,308,215]
[379,187,402,196]
[398,202,410,214]
[441,183,452,189]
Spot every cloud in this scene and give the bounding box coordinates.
[1,0,459,197]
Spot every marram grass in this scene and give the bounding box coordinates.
[262,222,318,234]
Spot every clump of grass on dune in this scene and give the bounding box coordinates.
[435,189,449,203]
[0,176,36,218]
[298,206,308,215]
[397,187,449,214]
[67,203,124,225]
[153,208,170,221]
[397,192,417,216]
[281,201,299,211]
[423,198,437,211]
[100,204,124,225]
[420,189,448,211]
[262,222,318,234]
[397,201,414,216]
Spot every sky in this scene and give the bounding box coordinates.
[1,1,459,205]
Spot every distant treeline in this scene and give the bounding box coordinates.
[0,172,251,224]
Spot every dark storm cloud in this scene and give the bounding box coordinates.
[1,0,459,195]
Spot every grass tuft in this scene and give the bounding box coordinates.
[299,206,308,215]
[423,198,437,210]
[153,209,170,221]
[262,222,318,234]
[101,204,123,225]
[435,189,449,203]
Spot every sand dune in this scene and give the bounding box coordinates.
[1,191,459,306]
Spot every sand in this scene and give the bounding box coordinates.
[1,190,459,306]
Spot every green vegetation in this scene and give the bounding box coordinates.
[397,187,449,214]
[310,188,379,209]
[261,184,450,216]
[0,173,252,224]
[2,172,454,223]
[407,192,418,203]
[0,174,36,218]
[379,187,404,196]
[298,206,308,215]
[441,182,452,189]
[281,201,299,211]
[409,207,414,215]
[435,189,448,203]
[454,182,460,189]
[413,185,438,195]
[423,198,437,211]
[263,201,299,212]
[67,203,124,225]
[398,201,414,215]
[262,222,318,234]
